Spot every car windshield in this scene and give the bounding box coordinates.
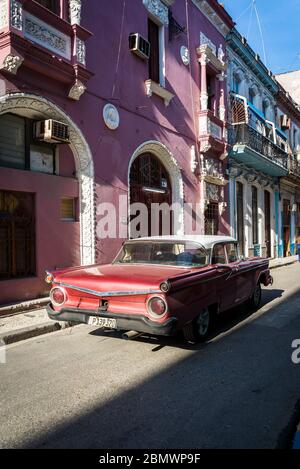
[114,241,208,267]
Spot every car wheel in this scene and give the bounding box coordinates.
[183,308,211,343]
[248,282,262,310]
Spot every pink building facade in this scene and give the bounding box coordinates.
[0,0,233,305]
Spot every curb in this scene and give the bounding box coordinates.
[269,258,298,270]
[0,321,74,345]
[0,297,50,317]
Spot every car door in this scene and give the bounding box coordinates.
[211,243,237,312]
[225,242,253,303]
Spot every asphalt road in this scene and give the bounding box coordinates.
[1,263,300,449]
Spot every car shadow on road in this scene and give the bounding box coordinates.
[89,288,285,352]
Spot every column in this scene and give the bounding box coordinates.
[199,55,208,111]
[217,72,226,122]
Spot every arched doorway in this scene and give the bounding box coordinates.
[128,141,184,238]
[130,152,172,237]
[0,93,95,265]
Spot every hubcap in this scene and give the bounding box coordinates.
[197,309,210,336]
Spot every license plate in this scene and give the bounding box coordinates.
[88,316,117,329]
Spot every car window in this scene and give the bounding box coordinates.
[226,243,238,263]
[114,242,208,267]
[211,244,227,264]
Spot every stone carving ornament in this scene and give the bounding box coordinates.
[1,54,23,75]
[10,0,22,30]
[69,0,82,25]
[143,0,169,25]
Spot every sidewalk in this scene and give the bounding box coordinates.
[269,255,298,270]
[0,307,73,345]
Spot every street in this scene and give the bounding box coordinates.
[1,263,300,449]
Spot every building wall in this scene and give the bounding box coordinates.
[0,0,233,304]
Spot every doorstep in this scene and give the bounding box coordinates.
[0,307,73,345]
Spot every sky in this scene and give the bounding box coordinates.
[223,0,300,75]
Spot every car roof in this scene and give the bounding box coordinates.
[129,235,237,250]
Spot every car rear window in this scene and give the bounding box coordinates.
[114,242,208,267]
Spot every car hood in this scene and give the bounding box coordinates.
[52,263,193,294]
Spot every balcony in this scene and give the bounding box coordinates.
[228,123,288,177]
[0,0,93,100]
[287,154,300,180]
[199,109,226,157]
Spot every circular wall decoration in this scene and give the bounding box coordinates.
[103,103,120,130]
[180,46,190,66]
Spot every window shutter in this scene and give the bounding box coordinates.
[0,114,26,169]
[60,198,76,221]
[148,18,160,83]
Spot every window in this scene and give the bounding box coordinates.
[205,202,219,235]
[226,243,238,263]
[211,244,226,264]
[60,198,77,221]
[0,114,26,170]
[114,242,208,267]
[249,87,256,106]
[0,190,35,280]
[35,0,59,14]
[207,73,215,112]
[252,186,258,245]
[232,72,240,94]
[148,18,160,84]
[0,113,57,173]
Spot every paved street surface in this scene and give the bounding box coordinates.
[1,263,300,449]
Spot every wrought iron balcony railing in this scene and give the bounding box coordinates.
[288,154,300,178]
[228,124,288,169]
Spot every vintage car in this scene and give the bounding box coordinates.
[46,235,273,342]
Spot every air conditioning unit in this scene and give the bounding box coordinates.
[129,33,150,60]
[34,120,70,143]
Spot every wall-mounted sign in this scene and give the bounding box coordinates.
[103,103,120,130]
[180,46,190,66]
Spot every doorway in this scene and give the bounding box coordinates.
[236,181,244,255]
[264,190,271,258]
[129,153,172,237]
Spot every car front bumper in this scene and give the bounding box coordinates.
[46,304,178,336]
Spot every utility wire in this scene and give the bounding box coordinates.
[246,1,254,42]
[236,1,253,21]
[253,0,267,66]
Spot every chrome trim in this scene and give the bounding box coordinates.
[146,295,168,320]
[50,286,67,307]
[53,282,161,297]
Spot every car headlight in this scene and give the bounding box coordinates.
[50,287,67,307]
[147,296,167,319]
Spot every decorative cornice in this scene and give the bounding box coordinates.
[143,0,169,26]
[197,44,226,72]
[226,29,278,95]
[191,0,233,37]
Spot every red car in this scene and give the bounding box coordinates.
[46,236,273,342]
